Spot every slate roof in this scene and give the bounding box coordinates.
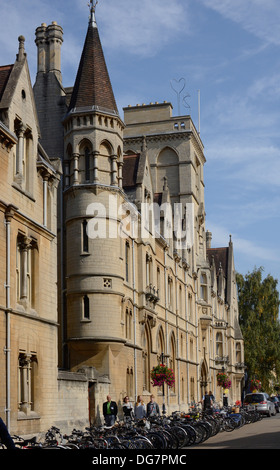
[0,65,13,101]
[68,21,118,115]
[207,247,229,277]
[123,154,140,188]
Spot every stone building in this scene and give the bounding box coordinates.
[0,36,61,434]
[0,3,245,434]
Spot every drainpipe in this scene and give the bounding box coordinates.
[194,274,199,400]
[175,260,180,407]
[4,205,17,431]
[184,267,190,406]
[43,175,48,227]
[132,218,137,402]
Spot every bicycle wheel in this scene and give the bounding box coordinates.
[146,432,167,449]
[181,424,196,446]
[170,425,190,448]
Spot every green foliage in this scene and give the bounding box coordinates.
[236,267,280,392]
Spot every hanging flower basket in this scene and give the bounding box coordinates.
[151,364,175,388]
[217,372,231,389]
[249,379,261,392]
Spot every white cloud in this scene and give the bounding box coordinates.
[99,0,189,57]
[199,0,280,45]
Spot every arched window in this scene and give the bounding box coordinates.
[168,276,173,310]
[141,325,151,392]
[169,333,176,392]
[83,295,90,320]
[156,147,179,196]
[82,220,89,253]
[236,342,242,364]
[157,327,165,359]
[200,273,207,301]
[85,146,90,181]
[125,308,133,340]
[216,332,223,357]
[125,242,130,283]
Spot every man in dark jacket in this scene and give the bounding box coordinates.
[0,417,15,449]
[103,395,118,426]
[203,391,213,413]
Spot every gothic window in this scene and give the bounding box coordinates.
[85,146,90,181]
[79,140,92,184]
[157,327,165,359]
[168,276,173,310]
[141,325,151,392]
[83,295,90,320]
[125,308,133,340]
[178,283,183,316]
[156,147,179,197]
[200,273,207,301]
[14,120,33,192]
[18,352,38,414]
[126,367,134,398]
[236,342,242,364]
[169,334,176,392]
[157,267,161,298]
[216,332,223,357]
[16,235,37,308]
[82,220,89,253]
[125,242,130,283]
[188,293,193,322]
[146,254,152,288]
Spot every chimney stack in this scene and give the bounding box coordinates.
[35,22,63,82]
[206,230,212,249]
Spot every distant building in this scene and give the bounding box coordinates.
[0,5,244,435]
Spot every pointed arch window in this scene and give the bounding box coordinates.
[216,332,223,357]
[200,273,208,301]
[142,325,151,392]
[82,219,89,253]
[125,241,130,283]
[85,146,90,181]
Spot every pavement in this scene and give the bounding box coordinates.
[190,413,280,449]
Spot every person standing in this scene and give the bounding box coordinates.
[202,391,213,413]
[134,395,146,420]
[0,418,15,449]
[122,396,134,420]
[147,394,160,418]
[103,395,118,426]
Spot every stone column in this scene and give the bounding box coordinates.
[111,155,118,186]
[73,153,79,185]
[93,151,99,182]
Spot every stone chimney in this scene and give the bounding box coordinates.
[206,230,212,249]
[35,22,63,83]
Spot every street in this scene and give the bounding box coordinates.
[191,412,280,449]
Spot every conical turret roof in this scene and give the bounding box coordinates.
[68,9,118,115]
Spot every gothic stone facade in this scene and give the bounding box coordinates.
[0,11,245,435]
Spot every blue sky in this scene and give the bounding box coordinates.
[1,0,280,285]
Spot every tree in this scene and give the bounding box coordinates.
[236,267,280,392]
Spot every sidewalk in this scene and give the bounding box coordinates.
[189,415,280,449]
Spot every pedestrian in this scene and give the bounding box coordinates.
[147,394,160,418]
[0,417,15,449]
[134,395,146,420]
[103,395,118,426]
[202,391,213,413]
[209,391,215,404]
[122,396,134,420]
